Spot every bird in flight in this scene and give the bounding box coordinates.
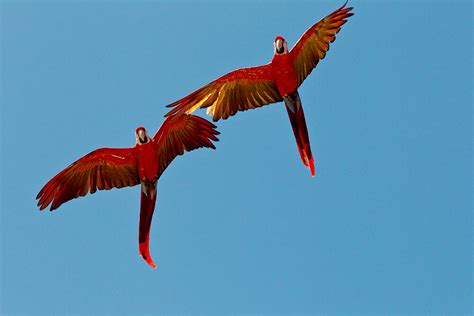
[165,2,353,177]
[36,114,219,268]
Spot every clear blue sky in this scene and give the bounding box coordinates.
[1,0,472,315]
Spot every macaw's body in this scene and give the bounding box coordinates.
[36,114,219,268]
[166,2,353,176]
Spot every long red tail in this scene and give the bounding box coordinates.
[139,182,157,269]
[284,91,315,177]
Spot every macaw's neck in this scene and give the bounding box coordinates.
[271,53,298,97]
[271,52,292,64]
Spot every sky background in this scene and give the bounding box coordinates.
[1,0,472,315]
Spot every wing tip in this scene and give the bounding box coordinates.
[337,1,354,16]
[36,190,51,211]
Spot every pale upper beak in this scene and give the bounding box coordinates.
[275,39,283,50]
[138,130,146,142]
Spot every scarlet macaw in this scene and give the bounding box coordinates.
[165,2,353,176]
[36,114,219,268]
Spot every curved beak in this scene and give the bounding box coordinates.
[275,39,285,54]
[275,39,283,50]
[138,130,147,143]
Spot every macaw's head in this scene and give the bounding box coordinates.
[274,36,288,55]
[135,126,151,145]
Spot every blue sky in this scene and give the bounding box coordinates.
[1,0,472,315]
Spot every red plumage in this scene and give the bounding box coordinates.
[37,114,220,268]
[165,2,353,176]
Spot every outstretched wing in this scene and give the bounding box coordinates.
[153,114,220,178]
[290,2,353,86]
[37,148,139,211]
[165,65,282,121]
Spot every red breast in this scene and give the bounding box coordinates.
[137,142,159,182]
[271,54,298,96]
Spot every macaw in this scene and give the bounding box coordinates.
[36,114,219,268]
[165,2,353,177]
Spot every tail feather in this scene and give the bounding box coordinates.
[284,92,315,177]
[139,183,157,269]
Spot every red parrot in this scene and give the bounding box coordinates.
[36,114,219,268]
[165,2,353,177]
